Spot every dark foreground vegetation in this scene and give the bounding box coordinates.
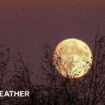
[0,32,105,105]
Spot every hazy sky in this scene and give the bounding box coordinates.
[0,0,105,83]
[0,0,105,7]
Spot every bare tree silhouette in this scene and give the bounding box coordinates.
[0,31,105,105]
[0,47,34,105]
[40,32,105,105]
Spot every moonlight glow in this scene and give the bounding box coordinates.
[53,38,93,79]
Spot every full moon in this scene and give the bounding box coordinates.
[53,38,93,79]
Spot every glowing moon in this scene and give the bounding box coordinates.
[53,38,92,79]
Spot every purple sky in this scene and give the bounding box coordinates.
[0,0,105,83]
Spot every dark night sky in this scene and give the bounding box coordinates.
[0,0,105,83]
